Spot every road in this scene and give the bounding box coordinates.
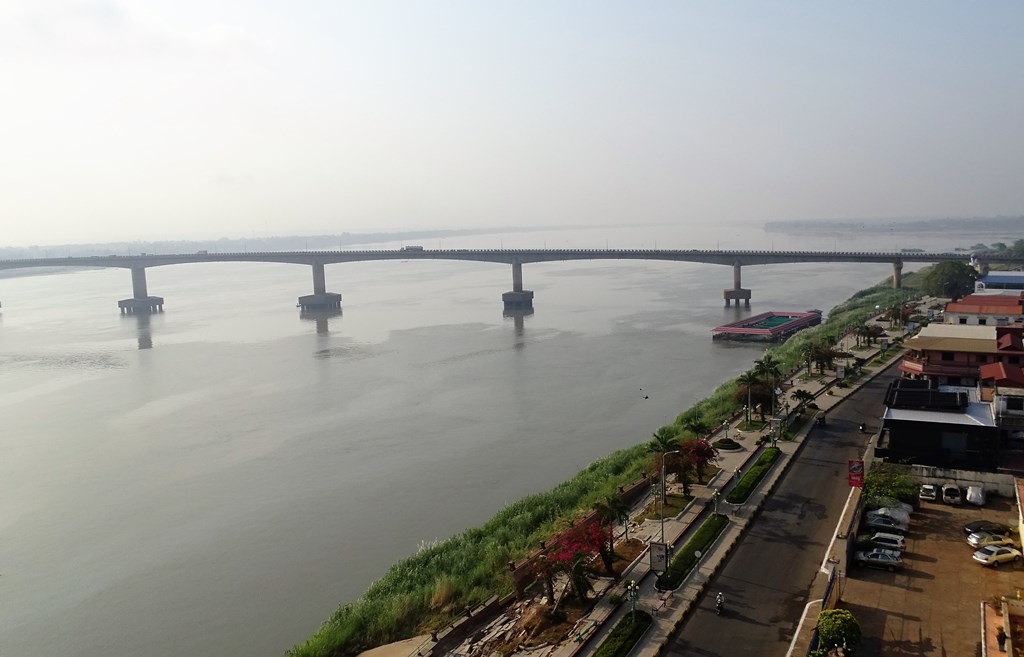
[664,367,899,657]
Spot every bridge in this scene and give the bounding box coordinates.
[0,249,1017,314]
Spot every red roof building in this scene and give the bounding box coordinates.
[899,324,1024,386]
[944,292,1024,326]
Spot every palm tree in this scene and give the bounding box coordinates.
[680,410,711,439]
[648,426,681,503]
[649,425,679,453]
[737,370,759,424]
[755,352,783,416]
[792,389,816,407]
[593,495,630,578]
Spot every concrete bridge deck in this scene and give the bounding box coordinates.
[0,249,1017,314]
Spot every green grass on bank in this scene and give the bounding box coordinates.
[290,275,923,657]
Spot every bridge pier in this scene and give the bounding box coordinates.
[118,267,164,314]
[298,261,342,311]
[892,261,903,288]
[723,264,751,307]
[502,260,534,311]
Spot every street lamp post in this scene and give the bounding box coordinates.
[712,488,720,515]
[625,579,639,620]
[660,449,681,546]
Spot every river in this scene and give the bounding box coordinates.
[0,221,1002,656]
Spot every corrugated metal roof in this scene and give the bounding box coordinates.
[918,324,996,339]
[904,334,999,353]
[980,272,1024,285]
[883,403,995,427]
[905,324,999,353]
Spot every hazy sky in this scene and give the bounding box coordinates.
[2,1,1022,246]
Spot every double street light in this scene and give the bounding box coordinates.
[660,449,681,546]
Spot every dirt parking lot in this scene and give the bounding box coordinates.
[841,495,1021,656]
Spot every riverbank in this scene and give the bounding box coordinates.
[289,275,921,657]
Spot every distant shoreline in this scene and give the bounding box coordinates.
[765,215,1024,235]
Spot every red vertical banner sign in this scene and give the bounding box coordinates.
[848,459,865,487]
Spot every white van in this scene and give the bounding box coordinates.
[966,486,986,506]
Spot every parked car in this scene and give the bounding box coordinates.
[942,483,962,505]
[964,519,1010,535]
[856,532,907,551]
[966,486,986,506]
[919,484,939,502]
[854,548,904,571]
[864,495,913,515]
[864,513,908,534]
[868,506,911,525]
[973,546,1022,568]
[967,532,1016,549]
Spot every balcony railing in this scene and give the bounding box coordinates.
[898,358,980,378]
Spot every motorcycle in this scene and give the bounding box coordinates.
[715,596,724,615]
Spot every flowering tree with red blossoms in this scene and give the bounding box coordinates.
[547,518,604,602]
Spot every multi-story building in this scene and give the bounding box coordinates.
[887,325,1024,472]
[877,379,999,471]
[898,324,1024,386]
[944,292,1024,326]
[979,362,1024,460]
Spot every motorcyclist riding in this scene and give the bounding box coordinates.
[715,592,725,614]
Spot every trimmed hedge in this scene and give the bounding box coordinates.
[592,610,653,657]
[726,447,781,504]
[655,514,729,590]
[712,438,741,451]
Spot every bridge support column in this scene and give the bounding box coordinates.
[118,267,164,314]
[298,261,342,311]
[892,261,903,289]
[723,264,751,307]
[502,261,534,311]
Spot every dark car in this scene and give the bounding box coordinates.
[963,520,1009,535]
[853,548,904,572]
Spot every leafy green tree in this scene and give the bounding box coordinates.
[918,261,976,298]
[814,609,862,654]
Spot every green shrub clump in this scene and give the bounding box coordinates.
[592,610,653,657]
[726,448,781,504]
[655,514,729,590]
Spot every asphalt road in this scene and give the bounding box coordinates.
[665,367,899,657]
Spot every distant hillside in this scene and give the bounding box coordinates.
[764,216,1024,235]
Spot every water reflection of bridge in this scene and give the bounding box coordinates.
[0,248,1016,314]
